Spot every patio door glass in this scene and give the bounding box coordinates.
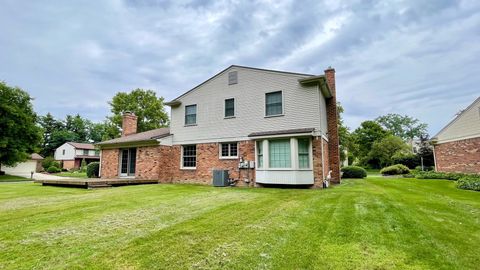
[120,148,136,176]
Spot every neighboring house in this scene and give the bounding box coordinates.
[54,142,100,170]
[97,65,341,187]
[1,153,44,174]
[432,97,480,174]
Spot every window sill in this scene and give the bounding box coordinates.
[181,167,196,170]
[264,114,284,118]
[219,156,238,160]
[224,116,236,119]
[184,124,197,127]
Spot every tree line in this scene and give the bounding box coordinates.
[1,81,169,170]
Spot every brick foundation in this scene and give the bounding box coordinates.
[434,137,480,174]
[312,137,329,187]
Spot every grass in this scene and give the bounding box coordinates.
[55,171,88,178]
[0,178,479,269]
[0,174,30,182]
[365,168,381,177]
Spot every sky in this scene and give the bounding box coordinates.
[1,0,479,136]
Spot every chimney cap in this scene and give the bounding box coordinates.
[324,66,335,72]
[123,111,136,116]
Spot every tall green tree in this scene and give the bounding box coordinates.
[375,113,428,141]
[38,113,63,157]
[108,89,169,133]
[0,81,42,171]
[337,103,354,164]
[65,114,90,142]
[351,120,390,166]
[369,135,411,168]
[89,120,120,142]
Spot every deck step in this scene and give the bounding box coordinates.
[87,183,112,189]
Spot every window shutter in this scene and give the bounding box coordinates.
[228,71,238,85]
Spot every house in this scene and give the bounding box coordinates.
[1,153,44,174]
[97,65,341,187]
[432,96,480,174]
[54,142,100,170]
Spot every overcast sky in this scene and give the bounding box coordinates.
[1,0,479,135]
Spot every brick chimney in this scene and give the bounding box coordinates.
[122,112,137,137]
[324,67,341,184]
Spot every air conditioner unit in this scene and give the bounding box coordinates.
[212,170,229,187]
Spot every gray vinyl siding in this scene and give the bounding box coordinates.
[170,67,328,144]
[436,98,480,143]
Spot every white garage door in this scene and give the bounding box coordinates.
[2,160,37,174]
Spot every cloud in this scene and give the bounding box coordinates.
[0,0,479,135]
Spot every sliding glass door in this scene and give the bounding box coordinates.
[120,148,136,177]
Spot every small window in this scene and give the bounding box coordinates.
[220,143,238,158]
[182,145,197,168]
[298,139,310,169]
[95,150,100,156]
[83,149,89,155]
[225,98,235,118]
[257,141,263,168]
[62,149,65,155]
[266,91,283,116]
[185,105,197,125]
[269,139,291,168]
[228,71,238,85]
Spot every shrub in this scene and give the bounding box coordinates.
[42,156,59,170]
[415,171,464,180]
[414,166,434,172]
[392,153,420,169]
[457,176,480,191]
[47,166,61,173]
[86,162,100,178]
[380,164,410,175]
[341,166,367,178]
[80,159,87,172]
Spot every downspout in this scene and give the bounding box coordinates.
[319,84,325,181]
[433,145,438,172]
[98,148,102,177]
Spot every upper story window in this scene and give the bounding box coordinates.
[185,104,197,125]
[220,142,238,158]
[225,98,235,118]
[182,145,197,168]
[62,149,65,155]
[265,91,283,116]
[83,149,89,155]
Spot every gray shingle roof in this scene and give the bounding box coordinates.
[248,128,315,137]
[67,142,96,150]
[96,128,170,146]
[31,153,44,160]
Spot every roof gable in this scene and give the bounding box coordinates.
[67,142,96,150]
[434,96,480,143]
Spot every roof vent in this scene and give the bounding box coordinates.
[228,71,238,85]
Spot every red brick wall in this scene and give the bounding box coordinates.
[100,149,119,178]
[434,137,480,174]
[136,146,162,180]
[62,160,75,170]
[324,68,341,184]
[122,113,137,136]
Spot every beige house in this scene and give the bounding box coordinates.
[432,96,480,173]
[1,153,44,174]
[54,142,100,170]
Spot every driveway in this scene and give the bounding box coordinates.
[9,172,75,180]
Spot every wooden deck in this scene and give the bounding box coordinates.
[34,178,159,189]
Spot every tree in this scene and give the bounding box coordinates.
[351,120,389,166]
[65,114,90,142]
[417,133,435,169]
[337,103,354,165]
[38,113,63,157]
[0,81,42,172]
[88,120,120,142]
[108,89,169,133]
[375,113,428,141]
[369,135,411,168]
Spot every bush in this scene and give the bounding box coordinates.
[457,176,480,191]
[47,166,61,173]
[341,166,367,178]
[80,159,87,172]
[392,153,420,169]
[42,156,60,171]
[380,164,410,175]
[86,162,100,178]
[415,171,464,180]
[414,166,434,172]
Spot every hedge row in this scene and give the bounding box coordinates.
[415,171,480,191]
[457,176,480,191]
[415,171,465,180]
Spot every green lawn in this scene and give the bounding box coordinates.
[0,178,478,269]
[55,171,88,178]
[0,174,30,182]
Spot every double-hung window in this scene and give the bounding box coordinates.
[269,139,291,168]
[265,91,283,116]
[182,145,196,168]
[83,149,89,155]
[298,139,310,169]
[257,141,263,168]
[225,98,235,118]
[220,143,238,158]
[185,105,197,125]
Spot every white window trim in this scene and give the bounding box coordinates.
[219,142,238,159]
[264,90,285,118]
[256,137,313,171]
[224,98,235,119]
[180,145,197,170]
[184,104,197,126]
